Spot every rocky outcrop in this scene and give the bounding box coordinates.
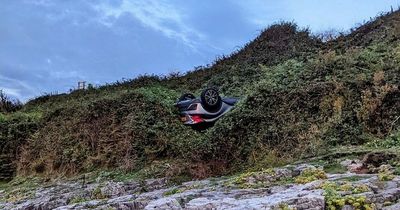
[1,160,400,210]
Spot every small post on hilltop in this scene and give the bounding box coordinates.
[78,81,86,90]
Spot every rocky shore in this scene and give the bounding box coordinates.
[1,152,400,209]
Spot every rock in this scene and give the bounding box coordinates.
[110,200,148,210]
[341,205,354,210]
[185,197,240,210]
[340,159,357,167]
[275,168,293,179]
[383,202,400,210]
[123,180,142,193]
[270,185,290,194]
[290,195,325,210]
[366,188,400,204]
[340,159,368,173]
[186,191,325,210]
[145,197,182,210]
[4,162,400,210]
[106,194,136,204]
[145,178,168,191]
[347,162,366,174]
[385,181,398,190]
[292,164,316,177]
[101,181,126,198]
[362,152,396,168]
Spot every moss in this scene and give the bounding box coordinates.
[278,203,295,210]
[91,186,107,199]
[163,187,184,196]
[324,163,347,174]
[352,184,370,194]
[228,168,277,188]
[323,183,375,210]
[384,201,393,206]
[336,176,368,182]
[295,168,327,184]
[321,181,370,195]
[394,166,400,175]
[378,167,395,181]
[69,196,89,204]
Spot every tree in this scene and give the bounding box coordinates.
[0,90,22,113]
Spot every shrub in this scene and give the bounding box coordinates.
[366,130,400,148]
[378,165,395,181]
[0,90,22,113]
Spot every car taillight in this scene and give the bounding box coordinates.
[191,115,203,123]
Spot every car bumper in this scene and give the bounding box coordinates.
[180,114,204,125]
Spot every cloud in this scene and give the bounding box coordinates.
[49,70,80,80]
[0,87,21,98]
[0,74,35,100]
[1,0,399,102]
[94,0,204,48]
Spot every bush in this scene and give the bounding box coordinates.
[0,112,40,180]
[0,90,22,113]
[295,168,327,184]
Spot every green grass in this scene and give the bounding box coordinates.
[336,176,368,182]
[0,176,43,202]
[163,187,184,196]
[0,181,9,190]
[69,196,90,204]
[324,163,348,174]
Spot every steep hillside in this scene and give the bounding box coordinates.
[327,10,400,50]
[1,11,400,181]
[173,23,322,94]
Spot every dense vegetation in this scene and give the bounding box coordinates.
[0,90,22,113]
[1,11,400,181]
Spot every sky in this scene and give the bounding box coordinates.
[1,0,399,101]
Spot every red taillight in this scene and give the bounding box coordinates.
[190,115,203,123]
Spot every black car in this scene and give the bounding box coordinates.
[175,88,238,126]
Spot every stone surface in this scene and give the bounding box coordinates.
[145,197,182,210]
[2,162,400,210]
[100,181,126,198]
[383,202,400,210]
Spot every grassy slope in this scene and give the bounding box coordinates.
[1,12,400,180]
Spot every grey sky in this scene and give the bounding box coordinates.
[1,0,399,101]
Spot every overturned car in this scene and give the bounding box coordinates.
[175,88,238,127]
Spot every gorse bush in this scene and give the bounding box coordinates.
[0,112,40,179]
[2,11,400,179]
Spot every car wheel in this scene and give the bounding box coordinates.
[201,88,222,112]
[179,93,195,101]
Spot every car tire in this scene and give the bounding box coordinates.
[179,93,195,101]
[201,88,222,112]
